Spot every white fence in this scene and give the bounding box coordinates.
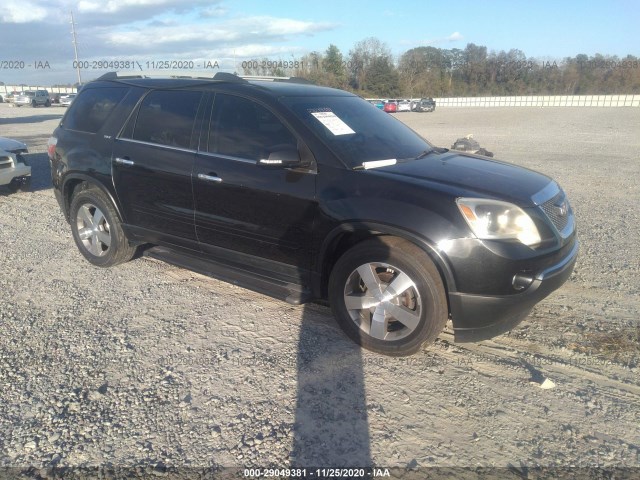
[3,86,639,107]
[434,94,640,107]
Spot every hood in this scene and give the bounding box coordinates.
[0,137,28,153]
[372,151,552,206]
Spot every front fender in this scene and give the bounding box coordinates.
[318,221,459,295]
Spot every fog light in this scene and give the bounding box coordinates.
[512,273,534,291]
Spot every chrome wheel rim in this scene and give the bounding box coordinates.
[343,262,422,341]
[76,203,111,257]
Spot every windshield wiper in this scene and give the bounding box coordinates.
[414,146,449,160]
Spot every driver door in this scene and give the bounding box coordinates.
[192,93,317,270]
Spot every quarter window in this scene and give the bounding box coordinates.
[209,94,297,161]
[132,90,202,149]
[63,87,127,134]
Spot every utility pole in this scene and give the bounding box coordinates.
[70,11,82,85]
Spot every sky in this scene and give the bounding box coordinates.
[1,0,639,86]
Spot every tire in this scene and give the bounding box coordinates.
[31,100,37,108]
[7,176,30,193]
[328,237,448,356]
[69,185,136,267]
[45,100,51,107]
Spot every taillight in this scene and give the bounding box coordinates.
[47,136,57,158]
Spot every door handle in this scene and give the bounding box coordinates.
[197,173,223,183]
[114,157,134,166]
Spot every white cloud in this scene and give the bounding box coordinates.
[103,16,335,47]
[0,1,337,84]
[0,0,48,23]
[200,5,227,18]
[416,31,465,46]
[223,44,304,58]
[78,0,185,14]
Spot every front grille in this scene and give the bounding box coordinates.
[541,191,570,232]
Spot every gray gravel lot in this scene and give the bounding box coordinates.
[1,103,639,475]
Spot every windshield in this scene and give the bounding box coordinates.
[280,95,431,168]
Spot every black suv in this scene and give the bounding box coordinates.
[48,72,578,356]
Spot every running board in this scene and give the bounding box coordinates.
[143,246,313,305]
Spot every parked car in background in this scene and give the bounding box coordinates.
[412,97,436,112]
[397,100,412,112]
[50,93,62,105]
[2,91,21,103]
[14,90,51,107]
[59,93,77,107]
[0,137,30,192]
[368,99,385,109]
[49,71,577,356]
[0,137,28,155]
[383,101,397,113]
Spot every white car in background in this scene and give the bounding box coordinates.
[397,100,412,112]
[0,137,31,192]
[59,93,77,107]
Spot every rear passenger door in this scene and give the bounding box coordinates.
[113,89,205,250]
[193,93,317,270]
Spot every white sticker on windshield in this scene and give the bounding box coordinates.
[310,111,355,136]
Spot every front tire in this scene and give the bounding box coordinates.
[7,176,30,193]
[329,237,448,356]
[69,185,136,267]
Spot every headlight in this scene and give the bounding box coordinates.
[456,198,541,246]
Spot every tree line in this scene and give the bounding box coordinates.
[242,37,640,98]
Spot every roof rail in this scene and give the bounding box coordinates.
[95,71,314,85]
[96,71,223,81]
[212,72,248,83]
[240,75,314,85]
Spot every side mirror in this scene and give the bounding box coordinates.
[257,147,301,168]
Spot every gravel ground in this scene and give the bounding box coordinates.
[1,103,639,477]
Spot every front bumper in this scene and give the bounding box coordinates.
[0,162,31,187]
[449,237,579,342]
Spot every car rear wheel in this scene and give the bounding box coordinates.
[69,185,136,267]
[329,237,448,356]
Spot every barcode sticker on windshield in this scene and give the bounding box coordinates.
[310,111,355,136]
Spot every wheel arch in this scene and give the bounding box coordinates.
[62,174,123,224]
[317,223,457,301]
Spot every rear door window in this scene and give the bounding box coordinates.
[130,90,202,149]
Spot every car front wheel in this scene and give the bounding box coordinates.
[329,237,448,356]
[69,185,136,267]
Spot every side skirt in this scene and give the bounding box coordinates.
[143,246,313,305]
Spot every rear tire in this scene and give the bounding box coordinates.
[69,185,136,267]
[328,237,448,356]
